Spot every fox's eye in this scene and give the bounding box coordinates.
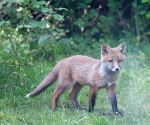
[118,60,122,63]
[108,60,113,63]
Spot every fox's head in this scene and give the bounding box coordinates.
[101,42,126,72]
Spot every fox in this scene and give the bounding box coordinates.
[26,42,126,116]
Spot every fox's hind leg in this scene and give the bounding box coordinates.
[51,82,73,111]
[69,83,83,109]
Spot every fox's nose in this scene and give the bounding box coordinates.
[115,68,120,71]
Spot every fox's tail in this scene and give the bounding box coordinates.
[26,65,58,97]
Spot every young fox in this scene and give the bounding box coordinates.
[26,42,126,116]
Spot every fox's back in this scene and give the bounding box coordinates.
[56,55,100,84]
[58,55,99,68]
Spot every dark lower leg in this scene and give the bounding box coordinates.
[88,87,98,112]
[107,86,123,116]
[110,93,123,116]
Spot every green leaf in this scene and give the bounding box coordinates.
[31,21,39,28]
[87,9,98,18]
[91,26,99,35]
[39,20,47,29]
[142,0,149,3]
[79,3,87,9]
[31,0,40,8]
[140,11,146,15]
[38,1,46,5]
[33,4,40,8]
[31,0,37,4]
[146,12,150,19]
[100,15,107,23]
[17,25,23,29]
[11,0,24,4]
[38,34,55,47]
[100,15,114,27]
[31,20,47,29]
[107,0,121,11]
[38,34,50,47]
[0,21,10,27]
[24,25,32,28]
[132,2,137,8]
[74,18,84,29]
[53,14,64,21]
[85,0,92,4]
[41,8,49,13]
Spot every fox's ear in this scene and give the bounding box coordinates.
[101,43,111,55]
[117,42,126,54]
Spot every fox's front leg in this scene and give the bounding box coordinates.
[107,85,124,116]
[88,87,98,112]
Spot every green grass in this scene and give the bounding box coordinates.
[1,43,150,125]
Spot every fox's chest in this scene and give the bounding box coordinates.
[99,73,120,88]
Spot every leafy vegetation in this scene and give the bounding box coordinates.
[0,0,150,124]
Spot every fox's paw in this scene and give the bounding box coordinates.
[115,111,124,117]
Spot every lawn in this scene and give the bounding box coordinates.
[0,43,150,125]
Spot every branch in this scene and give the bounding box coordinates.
[133,2,140,37]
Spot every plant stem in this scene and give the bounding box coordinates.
[3,30,21,73]
[134,0,140,37]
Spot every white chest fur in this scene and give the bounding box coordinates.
[99,65,121,88]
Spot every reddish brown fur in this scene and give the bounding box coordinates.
[26,42,126,116]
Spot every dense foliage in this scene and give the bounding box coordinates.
[0,0,150,85]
